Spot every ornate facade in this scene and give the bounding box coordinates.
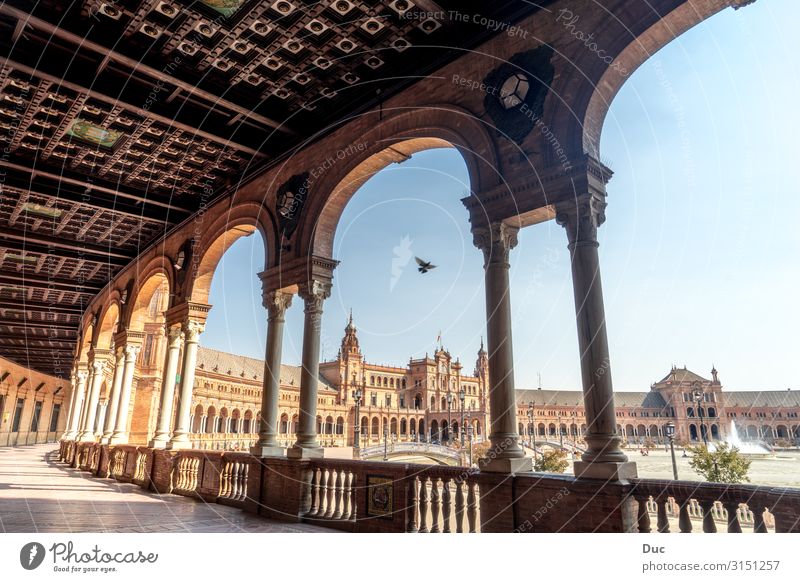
[517,366,800,446]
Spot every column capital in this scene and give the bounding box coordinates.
[182,319,205,342]
[472,222,519,267]
[123,343,141,361]
[555,193,607,248]
[90,359,106,375]
[263,289,294,321]
[299,279,332,313]
[76,369,89,383]
[164,323,184,348]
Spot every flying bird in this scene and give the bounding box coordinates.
[415,257,437,274]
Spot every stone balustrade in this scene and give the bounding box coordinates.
[58,440,800,533]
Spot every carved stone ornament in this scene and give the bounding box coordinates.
[276,172,310,240]
[555,193,607,247]
[472,223,519,267]
[300,279,332,313]
[482,45,555,144]
[264,290,294,320]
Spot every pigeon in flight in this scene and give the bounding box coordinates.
[415,257,437,274]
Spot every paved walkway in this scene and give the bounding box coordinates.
[0,445,333,533]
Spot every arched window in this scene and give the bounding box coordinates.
[371,376,375,385]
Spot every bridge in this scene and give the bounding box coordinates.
[357,442,464,465]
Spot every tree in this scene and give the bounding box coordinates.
[688,443,751,484]
[534,449,569,473]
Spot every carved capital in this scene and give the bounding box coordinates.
[299,279,331,314]
[555,193,607,248]
[472,222,519,267]
[114,346,125,363]
[76,370,89,384]
[123,344,141,361]
[182,320,205,342]
[165,324,184,348]
[264,290,294,321]
[91,359,106,375]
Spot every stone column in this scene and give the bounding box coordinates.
[101,347,125,443]
[252,290,293,457]
[109,344,141,445]
[63,371,88,440]
[167,320,204,450]
[288,280,330,459]
[556,193,635,480]
[472,223,531,473]
[78,359,106,441]
[149,324,184,448]
[77,367,94,435]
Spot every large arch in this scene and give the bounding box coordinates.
[300,107,499,260]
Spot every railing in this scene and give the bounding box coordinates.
[305,464,357,523]
[190,433,257,451]
[410,467,480,533]
[629,479,800,533]
[173,455,200,493]
[218,459,249,502]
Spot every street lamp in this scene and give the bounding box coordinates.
[352,387,362,449]
[383,426,389,461]
[558,412,563,448]
[665,421,679,480]
[527,405,536,453]
[693,388,708,445]
[467,424,474,467]
[446,392,453,444]
[459,387,466,446]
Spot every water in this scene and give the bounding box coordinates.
[707,420,773,456]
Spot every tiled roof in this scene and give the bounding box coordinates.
[722,390,800,408]
[196,347,336,391]
[516,389,667,409]
[656,367,710,384]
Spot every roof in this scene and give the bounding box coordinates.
[722,390,800,408]
[196,346,335,392]
[516,389,667,409]
[656,366,710,384]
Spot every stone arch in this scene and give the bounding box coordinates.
[187,203,274,305]
[390,417,398,435]
[94,300,121,350]
[336,416,344,435]
[302,106,500,260]
[371,417,379,436]
[192,405,204,433]
[77,322,94,363]
[561,0,739,160]
[127,270,171,332]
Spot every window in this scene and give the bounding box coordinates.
[30,401,43,433]
[371,392,377,406]
[386,395,392,407]
[49,403,61,432]
[370,376,375,386]
[11,398,24,432]
[400,396,405,408]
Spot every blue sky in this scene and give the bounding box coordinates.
[203,0,800,392]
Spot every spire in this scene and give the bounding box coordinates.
[341,310,360,356]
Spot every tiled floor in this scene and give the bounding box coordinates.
[0,445,334,533]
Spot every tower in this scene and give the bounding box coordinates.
[338,310,362,404]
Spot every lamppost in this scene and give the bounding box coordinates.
[693,388,708,446]
[383,426,389,461]
[352,387,362,450]
[666,421,679,480]
[459,387,466,446]
[467,424,474,467]
[558,412,563,448]
[527,405,535,453]
[446,392,453,444]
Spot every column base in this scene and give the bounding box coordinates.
[165,435,192,450]
[108,433,129,445]
[149,437,170,449]
[77,433,97,443]
[574,461,638,482]
[481,456,532,474]
[99,433,113,444]
[287,445,324,459]
[62,432,77,441]
[250,445,286,458]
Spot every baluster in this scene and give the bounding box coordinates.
[678,498,692,533]
[319,469,330,517]
[725,502,742,533]
[406,476,419,533]
[442,478,452,533]
[467,482,478,533]
[325,469,336,518]
[636,496,651,533]
[232,463,241,500]
[701,501,717,533]
[430,478,441,533]
[349,472,357,521]
[455,480,465,533]
[308,468,320,517]
[657,497,670,533]
[341,471,351,520]
[418,477,429,533]
[242,464,250,500]
[333,469,344,519]
[753,507,768,533]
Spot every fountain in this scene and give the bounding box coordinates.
[708,420,773,457]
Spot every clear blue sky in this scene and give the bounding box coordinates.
[203,0,800,392]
